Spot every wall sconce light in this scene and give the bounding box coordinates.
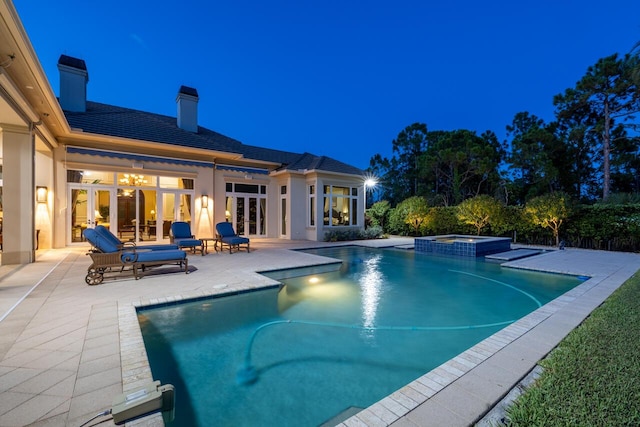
[36,186,48,203]
[202,194,209,209]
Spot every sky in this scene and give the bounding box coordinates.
[14,0,640,170]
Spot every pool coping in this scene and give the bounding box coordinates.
[116,248,640,427]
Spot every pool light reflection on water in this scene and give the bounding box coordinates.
[138,246,583,427]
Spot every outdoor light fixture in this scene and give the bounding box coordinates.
[364,177,378,189]
[202,194,209,209]
[36,186,48,203]
[363,176,379,215]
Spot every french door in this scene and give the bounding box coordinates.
[158,191,194,241]
[68,186,115,244]
[227,195,266,237]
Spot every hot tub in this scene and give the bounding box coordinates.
[415,235,511,257]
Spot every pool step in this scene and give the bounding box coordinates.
[319,406,364,427]
[395,244,415,250]
[485,249,542,261]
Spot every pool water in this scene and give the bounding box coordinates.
[138,246,582,427]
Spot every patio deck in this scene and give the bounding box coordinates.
[0,239,638,426]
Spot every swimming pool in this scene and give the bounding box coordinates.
[138,246,582,426]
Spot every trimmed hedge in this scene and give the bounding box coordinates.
[324,226,384,242]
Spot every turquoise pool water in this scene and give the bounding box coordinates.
[138,246,582,427]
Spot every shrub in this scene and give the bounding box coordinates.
[456,195,503,235]
[424,206,465,235]
[323,226,384,242]
[366,201,391,231]
[388,196,429,236]
[525,192,571,246]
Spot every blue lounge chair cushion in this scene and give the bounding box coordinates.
[170,222,204,255]
[216,222,237,238]
[94,225,179,251]
[94,225,121,247]
[215,222,249,244]
[171,222,195,239]
[84,228,119,253]
[121,250,187,263]
[215,222,250,253]
[222,236,250,245]
[85,228,186,263]
[174,238,203,247]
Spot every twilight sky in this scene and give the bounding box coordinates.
[14,0,640,170]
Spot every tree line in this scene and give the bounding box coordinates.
[362,47,640,250]
[368,51,640,206]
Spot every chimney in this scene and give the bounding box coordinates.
[176,86,199,132]
[57,55,88,112]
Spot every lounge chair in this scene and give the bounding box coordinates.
[216,222,250,253]
[83,228,188,285]
[170,222,205,255]
[94,225,179,251]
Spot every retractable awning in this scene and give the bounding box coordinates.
[66,146,214,168]
[216,164,270,175]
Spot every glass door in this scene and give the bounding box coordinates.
[159,191,194,241]
[140,189,157,242]
[227,196,267,237]
[69,186,114,244]
[117,189,137,242]
[280,185,287,237]
[280,197,287,237]
[161,192,176,241]
[236,197,245,235]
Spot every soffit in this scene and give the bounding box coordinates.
[0,0,67,141]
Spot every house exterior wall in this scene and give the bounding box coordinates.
[35,148,54,250]
[1,125,35,263]
[0,0,367,265]
[193,167,214,238]
[51,147,216,248]
[286,174,304,240]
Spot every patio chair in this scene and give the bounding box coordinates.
[94,225,179,251]
[170,222,205,256]
[215,222,250,254]
[83,228,188,285]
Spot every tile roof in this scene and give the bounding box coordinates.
[64,101,363,176]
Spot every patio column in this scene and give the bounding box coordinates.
[1,123,35,264]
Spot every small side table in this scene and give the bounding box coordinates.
[200,237,219,254]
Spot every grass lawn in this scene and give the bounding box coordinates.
[505,271,640,426]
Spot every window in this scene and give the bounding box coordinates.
[323,184,358,226]
[308,185,315,226]
[225,182,266,194]
[235,183,260,193]
[66,170,114,185]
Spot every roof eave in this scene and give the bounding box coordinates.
[57,131,243,162]
[0,0,70,145]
